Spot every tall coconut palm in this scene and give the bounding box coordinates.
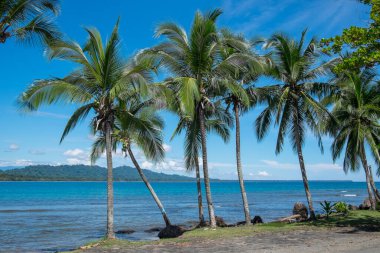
[171,101,232,226]
[19,22,156,238]
[219,29,265,225]
[0,0,60,44]
[322,69,380,209]
[146,9,243,227]
[90,97,173,227]
[255,30,336,219]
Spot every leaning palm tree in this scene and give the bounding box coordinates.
[19,22,156,238]
[146,9,240,228]
[0,0,60,44]
[322,69,380,209]
[171,101,232,226]
[91,97,173,227]
[255,30,336,219]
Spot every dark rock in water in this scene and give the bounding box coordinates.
[158,225,184,239]
[252,216,263,224]
[359,198,372,210]
[236,216,263,226]
[236,220,246,226]
[348,204,358,211]
[293,202,308,221]
[115,229,135,234]
[144,227,162,233]
[215,216,227,227]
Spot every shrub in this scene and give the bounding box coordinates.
[320,201,335,219]
[334,201,349,214]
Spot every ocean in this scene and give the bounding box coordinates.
[0,181,374,252]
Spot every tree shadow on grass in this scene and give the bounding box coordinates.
[306,212,380,233]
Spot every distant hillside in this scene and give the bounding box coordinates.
[0,165,197,181]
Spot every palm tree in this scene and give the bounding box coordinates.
[171,101,232,226]
[146,9,242,228]
[255,30,336,219]
[323,69,380,209]
[91,97,173,227]
[0,0,60,44]
[219,29,265,225]
[19,22,156,238]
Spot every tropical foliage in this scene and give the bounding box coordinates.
[13,3,380,237]
[322,68,380,209]
[19,21,158,238]
[145,9,252,228]
[321,0,380,70]
[255,30,336,219]
[0,0,60,44]
[90,96,173,227]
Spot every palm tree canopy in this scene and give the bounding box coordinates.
[255,30,337,154]
[19,21,158,143]
[218,29,268,114]
[144,9,250,117]
[0,0,60,44]
[90,97,165,164]
[323,68,380,174]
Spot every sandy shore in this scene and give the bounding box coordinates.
[77,226,380,253]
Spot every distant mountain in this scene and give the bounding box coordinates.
[0,166,23,171]
[0,165,197,181]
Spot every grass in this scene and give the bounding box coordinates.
[64,210,380,252]
[306,210,380,231]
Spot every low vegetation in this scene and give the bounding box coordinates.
[66,210,380,252]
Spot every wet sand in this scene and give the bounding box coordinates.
[77,226,380,253]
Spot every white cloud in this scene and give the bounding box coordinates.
[33,111,69,119]
[163,144,171,152]
[0,159,35,167]
[261,160,341,171]
[258,171,270,177]
[141,161,153,169]
[87,134,97,141]
[4,144,20,152]
[63,148,90,165]
[64,149,85,157]
[28,149,45,155]
[66,158,90,165]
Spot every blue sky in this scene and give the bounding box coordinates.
[0,0,375,181]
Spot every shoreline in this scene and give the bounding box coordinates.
[0,179,366,182]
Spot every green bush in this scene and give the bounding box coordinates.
[334,201,349,214]
[320,201,335,219]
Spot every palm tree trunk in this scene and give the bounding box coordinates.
[368,165,380,202]
[361,149,376,210]
[127,147,172,227]
[293,103,315,220]
[234,103,251,225]
[199,104,217,228]
[105,123,115,239]
[195,155,205,226]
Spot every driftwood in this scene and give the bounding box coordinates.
[277,214,301,223]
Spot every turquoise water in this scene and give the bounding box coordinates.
[0,181,373,252]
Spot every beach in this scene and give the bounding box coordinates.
[77,228,380,253]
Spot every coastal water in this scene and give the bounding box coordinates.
[0,181,375,252]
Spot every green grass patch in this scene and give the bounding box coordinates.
[305,210,380,231]
[65,210,380,252]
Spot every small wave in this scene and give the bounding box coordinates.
[341,191,347,193]
[0,209,51,213]
[344,194,357,197]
